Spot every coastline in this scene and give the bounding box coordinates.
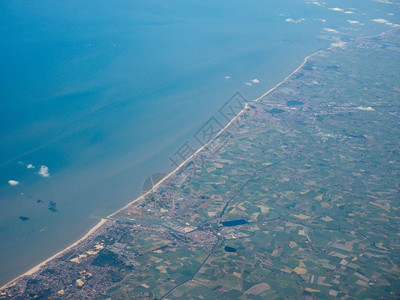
[254,49,324,103]
[0,218,107,290]
[0,102,250,292]
[251,29,394,104]
[108,101,250,219]
[0,48,324,292]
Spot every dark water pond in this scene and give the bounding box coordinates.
[221,219,248,227]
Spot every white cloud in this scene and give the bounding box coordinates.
[285,18,306,23]
[225,76,231,80]
[347,20,363,25]
[331,41,346,48]
[324,28,339,34]
[329,7,344,12]
[245,82,253,86]
[318,19,327,23]
[306,1,323,6]
[38,165,50,178]
[373,18,390,23]
[387,13,394,16]
[17,161,36,169]
[357,106,375,111]
[251,79,260,84]
[344,11,354,14]
[374,0,393,4]
[372,18,400,27]
[8,180,19,186]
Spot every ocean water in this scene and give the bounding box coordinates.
[0,0,399,285]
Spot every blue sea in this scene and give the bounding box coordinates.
[0,0,399,285]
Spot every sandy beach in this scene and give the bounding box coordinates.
[0,102,250,292]
[0,218,107,290]
[0,48,322,291]
[254,50,324,103]
[108,101,250,219]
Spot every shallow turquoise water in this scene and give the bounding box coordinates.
[0,0,399,285]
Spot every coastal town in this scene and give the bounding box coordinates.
[1,31,400,299]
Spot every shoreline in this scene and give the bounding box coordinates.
[254,49,325,103]
[0,47,324,292]
[0,218,107,290]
